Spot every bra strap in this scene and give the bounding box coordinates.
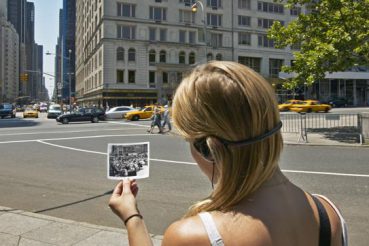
[311,195,331,246]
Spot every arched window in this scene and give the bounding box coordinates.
[149,49,156,63]
[159,50,166,63]
[207,53,213,61]
[179,51,186,64]
[215,53,222,61]
[128,48,136,62]
[116,47,124,61]
[189,52,196,64]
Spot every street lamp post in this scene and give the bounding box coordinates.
[191,1,207,62]
[68,49,72,113]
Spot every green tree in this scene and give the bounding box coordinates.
[268,0,369,89]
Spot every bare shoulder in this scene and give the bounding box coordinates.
[161,216,209,246]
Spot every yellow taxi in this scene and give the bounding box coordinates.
[289,100,331,113]
[124,105,164,121]
[23,107,39,118]
[278,99,304,111]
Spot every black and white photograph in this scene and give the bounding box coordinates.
[107,142,149,180]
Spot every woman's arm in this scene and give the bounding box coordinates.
[109,180,153,246]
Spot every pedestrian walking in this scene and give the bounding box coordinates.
[147,108,163,134]
[109,61,347,246]
[162,105,171,132]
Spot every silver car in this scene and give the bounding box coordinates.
[105,106,135,119]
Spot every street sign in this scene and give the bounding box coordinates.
[57,82,63,90]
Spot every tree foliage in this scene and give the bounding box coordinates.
[268,0,369,89]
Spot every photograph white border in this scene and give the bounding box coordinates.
[107,142,150,180]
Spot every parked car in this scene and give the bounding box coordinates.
[328,97,348,108]
[278,100,304,111]
[105,106,135,119]
[23,107,39,118]
[47,104,62,119]
[56,107,105,124]
[0,103,16,119]
[39,103,48,112]
[124,105,164,121]
[15,105,24,112]
[289,100,331,113]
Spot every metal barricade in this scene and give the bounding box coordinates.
[280,113,363,144]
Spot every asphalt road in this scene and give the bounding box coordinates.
[0,112,368,245]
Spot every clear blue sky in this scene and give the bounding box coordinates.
[29,0,62,99]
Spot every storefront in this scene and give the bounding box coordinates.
[279,71,369,106]
[76,89,158,109]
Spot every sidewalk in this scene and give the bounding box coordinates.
[0,206,162,246]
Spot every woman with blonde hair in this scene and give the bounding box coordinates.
[109,61,348,246]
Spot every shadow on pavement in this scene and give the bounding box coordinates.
[33,190,113,213]
[308,127,361,143]
[0,118,40,128]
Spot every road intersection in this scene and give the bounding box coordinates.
[0,112,368,245]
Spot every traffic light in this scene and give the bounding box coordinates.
[20,73,29,82]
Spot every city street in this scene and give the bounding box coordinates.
[0,112,368,245]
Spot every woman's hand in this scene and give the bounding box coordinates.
[109,179,139,222]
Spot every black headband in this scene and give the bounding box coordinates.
[217,121,283,147]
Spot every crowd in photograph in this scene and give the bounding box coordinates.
[110,152,148,177]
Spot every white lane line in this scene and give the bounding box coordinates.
[282,169,369,178]
[106,121,149,128]
[0,133,153,144]
[0,128,143,137]
[36,140,369,178]
[37,140,106,155]
[36,140,196,165]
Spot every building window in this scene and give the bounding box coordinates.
[238,15,251,26]
[117,3,136,17]
[238,0,251,9]
[238,56,261,72]
[160,29,167,41]
[180,0,196,6]
[258,18,284,29]
[159,50,166,63]
[258,34,274,48]
[215,53,222,61]
[116,47,124,61]
[149,71,156,83]
[162,71,168,84]
[257,1,284,14]
[149,27,156,41]
[189,31,196,44]
[117,70,124,83]
[207,0,221,8]
[189,52,196,64]
[179,10,195,24]
[128,48,136,61]
[210,33,222,47]
[117,25,136,39]
[149,49,156,63]
[179,30,186,43]
[128,70,136,83]
[149,7,167,21]
[238,32,251,45]
[207,13,222,26]
[269,59,284,78]
[207,53,213,61]
[179,51,186,64]
[290,7,301,16]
